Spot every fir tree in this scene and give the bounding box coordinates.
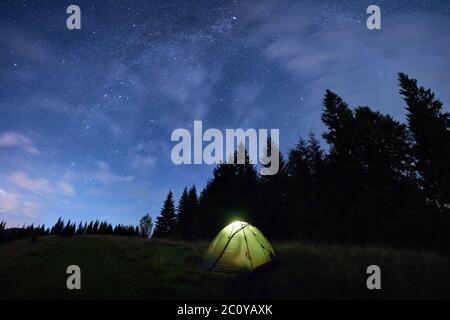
[399,72,450,211]
[153,191,177,238]
[50,217,64,235]
[258,136,289,238]
[199,145,258,238]
[176,187,191,239]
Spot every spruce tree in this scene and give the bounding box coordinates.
[154,191,177,238]
[93,220,99,234]
[199,145,258,238]
[176,187,190,239]
[50,217,64,235]
[286,134,325,240]
[320,89,427,243]
[86,221,93,234]
[187,185,200,239]
[258,136,289,238]
[76,222,84,235]
[399,73,450,211]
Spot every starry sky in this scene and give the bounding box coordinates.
[0,0,449,227]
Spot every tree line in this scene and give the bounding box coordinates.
[0,214,154,244]
[153,73,450,251]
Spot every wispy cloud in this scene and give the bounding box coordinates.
[9,171,52,195]
[0,188,41,219]
[21,201,41,217]
[94,161,135,185]
[9,171,75,198]
[132,155,157,171]
[0,132,40,155]
[57,181,75,197]
[129,143,157,173]
[245,4,450,130]
[0,188,20,213]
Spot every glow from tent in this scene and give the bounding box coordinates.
[228,221,247,228]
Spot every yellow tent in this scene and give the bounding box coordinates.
[203,221,276,273]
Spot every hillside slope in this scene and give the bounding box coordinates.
[0,236,449,299]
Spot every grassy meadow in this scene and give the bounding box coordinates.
[0,235,449,299]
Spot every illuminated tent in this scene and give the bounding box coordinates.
[203,221,276,273]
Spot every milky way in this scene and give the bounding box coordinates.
[0,0,449,226]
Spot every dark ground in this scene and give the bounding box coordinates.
[0,235,449,299]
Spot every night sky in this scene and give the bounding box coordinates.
[1,0,449,227]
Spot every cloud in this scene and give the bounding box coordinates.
[21,201,41,217]
[132,155,157,171]
[129,143,157,172]
[246,4,450,130]
[57,181,75,197]
[0,132,40,155]
[0,188,20,213]
[9,171,75,198]
[9,171,53,195]
[0,27,49,63]
[0,188,41,218]
[230,84,263,125]
[94,161,135,185]
[105,39,222,127]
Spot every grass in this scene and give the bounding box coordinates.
[0,235,449,299]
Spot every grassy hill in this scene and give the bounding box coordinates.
[0,235,449,299]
